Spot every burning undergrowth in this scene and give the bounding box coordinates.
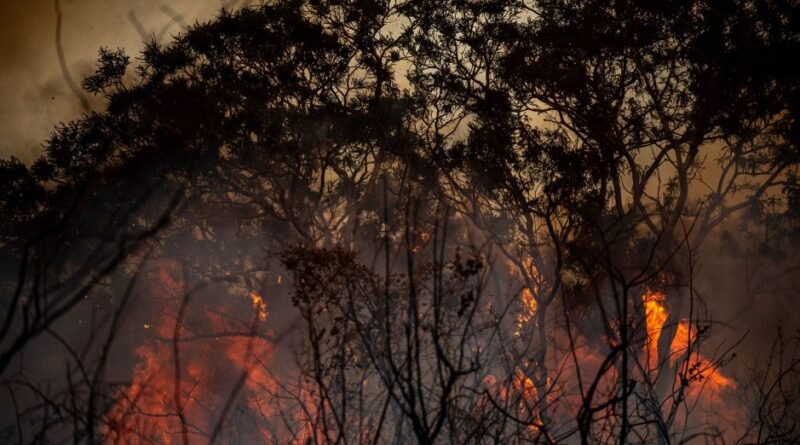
[96,256,334,444]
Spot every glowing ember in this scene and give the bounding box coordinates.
[249,291,268,321]
[410,230,432,252]
[514,257,541,336]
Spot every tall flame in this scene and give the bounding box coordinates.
[643,289,668,372]
[642,289,736,392]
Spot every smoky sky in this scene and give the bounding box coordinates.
[0,0,240,162]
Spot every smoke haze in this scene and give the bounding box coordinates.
[0,0,238,162]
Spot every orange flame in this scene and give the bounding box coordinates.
[249,291,268,321]
[643,289,668,372]
[514,257,541,336]
[104,260,279,443]
[642,289,735,391]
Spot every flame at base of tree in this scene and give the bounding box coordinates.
[643,289,736,392]
[641,289,742,438]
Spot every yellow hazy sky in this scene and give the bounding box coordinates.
[0,0,243,162]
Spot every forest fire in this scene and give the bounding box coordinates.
[1,0,798,442]
[102,259,740,443]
